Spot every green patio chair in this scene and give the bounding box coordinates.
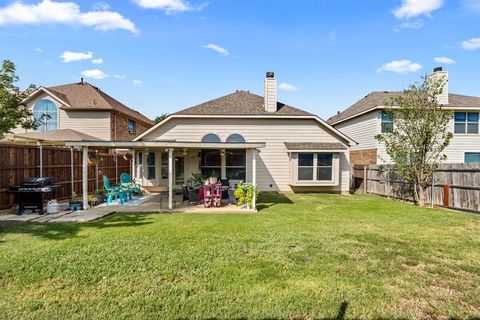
[120,173,142,197]
[103,175,127,205]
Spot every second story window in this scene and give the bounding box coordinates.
[128,119,136,134]
[454,112,479,134]
[381,112,393,133]
[33,99,57,132]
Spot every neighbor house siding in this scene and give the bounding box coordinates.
[61,110,111,141]
[335,111,379,151]
[142,118,350,193]
[443,113,480,163]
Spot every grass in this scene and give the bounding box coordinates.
[0,193,479,319]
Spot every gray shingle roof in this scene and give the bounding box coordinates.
[174,90,313,116]
[46,82,154,125]
[284,142,347,151]
[328,91,480,124]
[14,129,104,142]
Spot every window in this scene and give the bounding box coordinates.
[200,149,221,177]
[128,119,136,134]
[226,149,246,180]
[465,153,480,163]
[33,99,57,131]
[201,133,221,143]
[454,112,479,134]
[160,152,168,180]
[297,153,333,182]
[135,152,143,178]
[147,152,156,179]
[226,134,246,143]
[381,112,393,133]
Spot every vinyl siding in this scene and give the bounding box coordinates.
[142,118,350,193]
[443,112,480,163]
[335,111,379,151]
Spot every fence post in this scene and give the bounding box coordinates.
[363,166,367,193]
[443,184,449,207]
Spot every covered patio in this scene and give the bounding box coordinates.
[65,140,265,212]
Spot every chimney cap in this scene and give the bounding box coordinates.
[433,67,443,72]
[266,71,275,78]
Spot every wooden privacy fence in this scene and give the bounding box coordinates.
[352,163,480,213]
[0,144,131,210]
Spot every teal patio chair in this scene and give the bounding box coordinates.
[120,173,142,197]
[103,175,128,205]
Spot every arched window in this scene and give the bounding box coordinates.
[226,133,246,143]
[33,99,57,131]
[201,133,221,143]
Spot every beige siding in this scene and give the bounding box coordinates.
[61,110,111,141]
[335,111,380,151]
[142,118,350,193]
[443,113,480,163]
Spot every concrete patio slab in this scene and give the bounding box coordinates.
[48,209,115,223]
[0,213,43,222]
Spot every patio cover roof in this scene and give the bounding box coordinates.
[14,129,104,144]
[64,140,266,149]
[284,142,347,152]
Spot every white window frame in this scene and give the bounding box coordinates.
[291,152,340,186]
[454,112,479,135]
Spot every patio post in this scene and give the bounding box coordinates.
[168,148,173,210]
[70,147,74,196]
[131,150,135,181]
[82,146,89,210]
[252,149,257,210]
[38,142,43,178]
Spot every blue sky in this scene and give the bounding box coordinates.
[1,0,480,120]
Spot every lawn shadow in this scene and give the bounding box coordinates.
[256,192,294,211]
[0,213,155,241]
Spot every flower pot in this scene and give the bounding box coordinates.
[209,177,218,184]
[69,201,83,211]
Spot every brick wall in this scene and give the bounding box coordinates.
[350,149,377,165]
[111,112,152,141]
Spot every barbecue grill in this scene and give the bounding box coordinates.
[9,177,58,215]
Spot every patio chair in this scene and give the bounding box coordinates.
[182,185,200,205]
[120,173,142,197]
[103,175,127,205]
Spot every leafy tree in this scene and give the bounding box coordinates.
[0,60,37,139]
[155,113,170,123]
[375,75,453,206]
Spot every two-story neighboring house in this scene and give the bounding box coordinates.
[328,67,480,165]
[10,79,154,141]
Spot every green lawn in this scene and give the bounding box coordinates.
[1,193,479,319]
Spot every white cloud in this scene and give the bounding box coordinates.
[203,44,229,56]
[393,0,443,19]
[34,47,43,52]
[92,58,104,64]
[113,74,126,79]
[133,0,207,14]
[279,83,300,92]
[0,0,137,33]
[433,57,456,64]
[461,37,480,50]
[132,79,143,85]
[377,60,422,74]
[81,69,108,79]
[395,20,423,31]
[59,51,93,63]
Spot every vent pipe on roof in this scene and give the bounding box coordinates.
[429,67,449,105]
[80,77,84,85]
[264,72,277,112]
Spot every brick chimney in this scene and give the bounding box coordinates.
[264,72,277,112]
[429,67,449,105]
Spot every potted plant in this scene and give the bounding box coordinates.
[191,172,204,187]
[209,170,218,185]
[233,183,260,209]
[69,192,83,211]
[88,153,103,165]
[93,188,105,204]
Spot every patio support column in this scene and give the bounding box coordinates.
[38,142,43,178]
[252,149,257,210]
[131,150,136,181]
[70,147,74,196]
[82,146,89,210]
[168,148,174,210]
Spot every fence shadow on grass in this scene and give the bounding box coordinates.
[256,192,294,211]
[0,213,154,241]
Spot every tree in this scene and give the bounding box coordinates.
[0,60,37,139]
[375,75,453,206]
[154,113,169,123]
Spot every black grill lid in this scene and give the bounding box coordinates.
[21,177,54,187]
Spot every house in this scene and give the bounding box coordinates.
[10,79,155,141]
[328,67,480,165]
[66,72,355,210]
